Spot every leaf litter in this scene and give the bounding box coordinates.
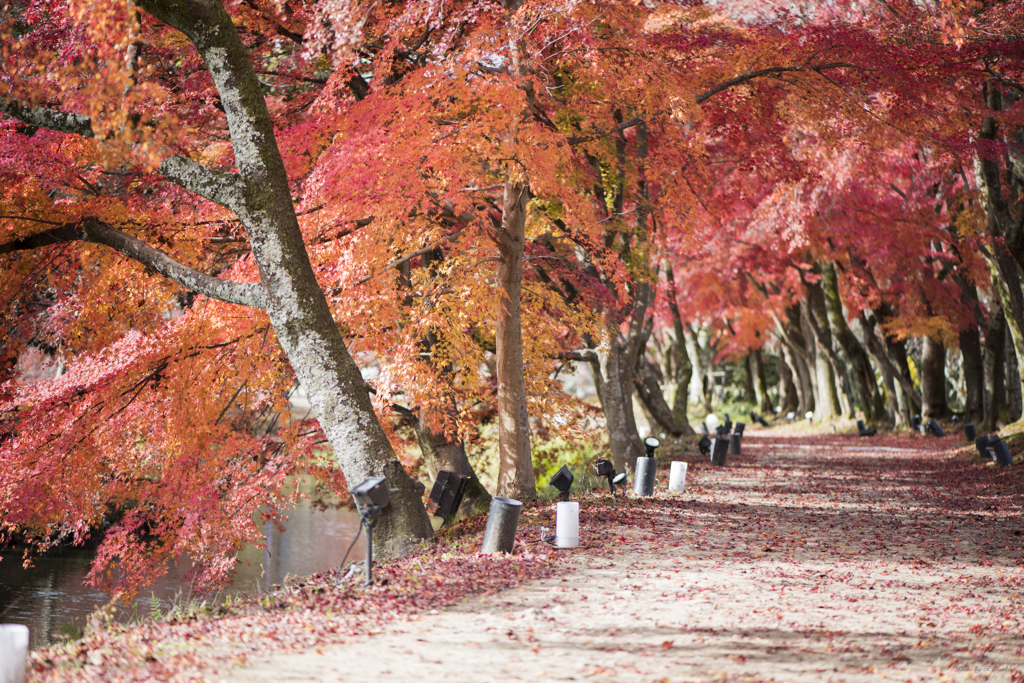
[28,431,1024,682]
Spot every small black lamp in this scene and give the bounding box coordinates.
[427,471,469,525]
[644,436,661,457]
[350,476,393,587]
[549,465,574,501]
[594,459,627,496]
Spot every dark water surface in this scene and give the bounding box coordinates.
[0,491,364,649]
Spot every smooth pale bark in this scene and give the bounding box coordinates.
[742,354,757,404]
[683,325,713,412]
[921,337,949,420]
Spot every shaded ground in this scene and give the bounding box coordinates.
[29,433,1024,682]
[218,434,1024,683]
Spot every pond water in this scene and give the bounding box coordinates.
[0,491,364,650]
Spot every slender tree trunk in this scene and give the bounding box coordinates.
[976,81,1024,424]
[982,298,1007,432]
[921,337,949,419]
[635,355,689,436]
[960,325,984,424]
[665,264,695,433]
[820,262,880,422]
[1007,324,1023,422]
[750,349,774,414]
[685,324,712,412]
[493,177,536,500]
[491,0,536,500]
[776,347,799,413]
[802,294,841,420]
[742,353,756,404]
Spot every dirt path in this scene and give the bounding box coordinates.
[216,437,1024,683]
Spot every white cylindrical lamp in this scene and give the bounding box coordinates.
[668,461,688,492]
[555,501,580,548]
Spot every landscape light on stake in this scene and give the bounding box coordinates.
[0,624,29,683]
[350,476,393,587]
[549,465,574,502]
[698,435,711,455]
[644,436,661,457]
[857,420,877,437]
[594,459,628,496]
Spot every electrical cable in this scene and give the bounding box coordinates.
[334,522,363,586]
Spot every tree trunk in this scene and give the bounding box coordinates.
[820,262,881,422]
[493,177,536,500]
[976,81,1024,424]
[684,324,713,413]
[415,411,491,517]
[779,304,815,415]
[802,295,840,420]
[982,298,1007,432]
[491,2,536,501]
[921,337,949,419]
[960,325,984,424]
[635,355,690,436]
[137,0,434,559]
[665,263,695,434]
[750,349,774,414]
[1007,324,1023,422]
[776,348,800,414]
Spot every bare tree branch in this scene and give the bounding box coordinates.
[0,219,266,308]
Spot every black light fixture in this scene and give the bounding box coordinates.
[427,471,469,524]
[350,476,393,587]
[733,422,746,436]
[549,465,574,501]
[857,419,877,437]
[644,436,661,457]
[698,435,711,455]
[911,414,922,430]
[964,423,976,441]
[926,419,945,437]
[594,459,627,496]
[723,414,732,433]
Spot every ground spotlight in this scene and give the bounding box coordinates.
[594,459,627,496]
[550,464,575,501]
[350,476,393,587]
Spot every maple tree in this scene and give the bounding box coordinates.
[2,0,1024,601]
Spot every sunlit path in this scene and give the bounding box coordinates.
[219,438,1024,683]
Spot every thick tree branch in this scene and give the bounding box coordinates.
[158,156,248,214]
[0,220,266,308]
[0,97,94,137]
[0,97,250,216]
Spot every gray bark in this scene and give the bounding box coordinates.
[3,0,435,558]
